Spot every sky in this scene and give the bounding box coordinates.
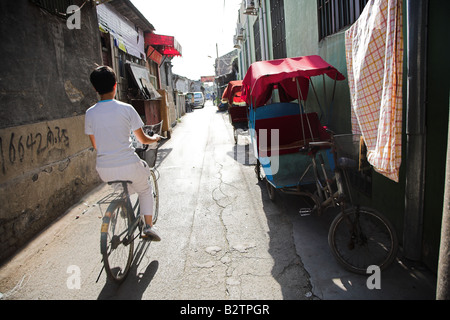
[130,0,243,80]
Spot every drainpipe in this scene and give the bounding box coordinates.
[257,0,268,61]
[257,1,265,60]
[403,0,428,261]
[246,15,252,67]
[261,0,269,60]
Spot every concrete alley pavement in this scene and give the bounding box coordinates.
[0,101,311,300]
[0,101,436,301]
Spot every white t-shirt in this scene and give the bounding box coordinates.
[85,99,144,168]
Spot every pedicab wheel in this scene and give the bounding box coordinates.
[328,206,398,274]
[266,180,277,201]
[255,160,264,181]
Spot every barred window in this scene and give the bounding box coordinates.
[317,0,369,40]
[270,0,287,59]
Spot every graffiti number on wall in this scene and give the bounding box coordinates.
[0,126,69,175]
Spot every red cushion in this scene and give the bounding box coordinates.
[255,112,329,156]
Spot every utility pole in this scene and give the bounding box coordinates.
[216,43,220,100]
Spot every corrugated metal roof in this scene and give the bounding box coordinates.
[107,0,154,32]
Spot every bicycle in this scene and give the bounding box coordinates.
[99,122,163,283]
[308,133,399,274]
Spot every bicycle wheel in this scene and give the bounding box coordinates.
[328,206,398,275]
[100,201,134,283]
[149,169,159,224]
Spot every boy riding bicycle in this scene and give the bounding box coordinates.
[85,66,161,241]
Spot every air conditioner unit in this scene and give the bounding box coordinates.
[244,0,257,15]
[233,36,241,49]
[236,23,244,40]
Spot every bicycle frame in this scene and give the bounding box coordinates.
[277,137,352,216]
[315,138,354,204]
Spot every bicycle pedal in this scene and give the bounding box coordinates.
[140,233,150,239]
[299,208,312,216]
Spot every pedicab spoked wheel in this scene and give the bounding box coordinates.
[328,206,398,274]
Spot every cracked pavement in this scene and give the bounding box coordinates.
[155,101,313,300]
[0,101,314,300]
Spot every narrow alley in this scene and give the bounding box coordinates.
[0,0,447,304]
[0,101,313,300]
[0,102,436,303]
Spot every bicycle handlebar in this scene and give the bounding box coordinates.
[308,141,333,148]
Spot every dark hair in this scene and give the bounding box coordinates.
[90,66,116,95]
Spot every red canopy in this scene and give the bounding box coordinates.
[145,33,182,57]
[241,55,345,107]
[222,80,244,103]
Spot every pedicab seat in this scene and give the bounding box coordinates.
[254,111,330,157]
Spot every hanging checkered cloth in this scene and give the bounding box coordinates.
[345,0,404,182]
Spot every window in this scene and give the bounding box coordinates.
[270,0,287,59]
[317,0,369,40]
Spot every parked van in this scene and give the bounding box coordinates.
[193,92,205,108]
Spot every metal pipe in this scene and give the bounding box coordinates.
[261,0,269,60]
[246,15,252,68]
[403,0,428,261]
[257,1,266,60]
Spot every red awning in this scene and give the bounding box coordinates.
[241,55,345,107]
[145,33,182,57]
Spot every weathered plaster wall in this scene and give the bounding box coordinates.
[0,1,102,262]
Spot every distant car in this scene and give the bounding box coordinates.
[193,92,205,108]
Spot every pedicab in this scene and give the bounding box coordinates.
[222,80,249,143]
[241,55,399,275]
[241,55,345,207]
[241,55,399,274]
